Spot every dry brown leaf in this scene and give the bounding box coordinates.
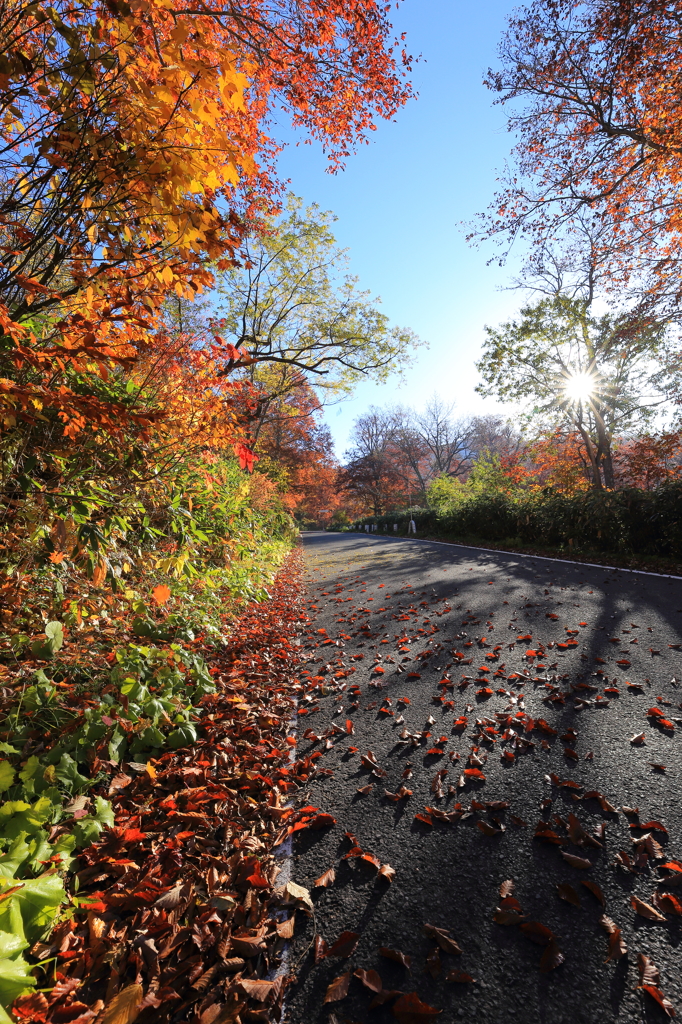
[422,924,462,955]
[238,979,273,1002]
[539,937,565,973]
[560,850,592,869]
[313,867,336,888]
[638,955,675,1018]
[276,915,295,939]
[99,985,144,1024]
[581,880,605,906]
[392,991,442,1022]
[323,972,351,1004]
[556,883,580,907]
[354,968,383,993]
[379,946,412,970]
[445,969,476,983]
[600,916,627,962]
[631,895,666,921]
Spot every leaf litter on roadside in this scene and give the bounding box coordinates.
[12,552,324,1024]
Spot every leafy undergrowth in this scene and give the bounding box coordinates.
[3,548,327,1024]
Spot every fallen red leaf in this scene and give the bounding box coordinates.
[379,947,412,970]
[392,992,442,1023]
[355,967,383,993]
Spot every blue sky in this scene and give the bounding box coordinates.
[274,0,525,458]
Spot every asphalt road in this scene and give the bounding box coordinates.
[285,532,682,1024]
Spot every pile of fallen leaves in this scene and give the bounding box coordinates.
[11,549,321,1024]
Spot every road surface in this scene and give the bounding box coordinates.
[286,532,682,1024]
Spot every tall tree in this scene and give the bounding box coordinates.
[466,415,521,462]
[212,197,420,395]
[479,0,682,317]
[341,407,411,515]
[0,0,413,435]
[477,293,670,488]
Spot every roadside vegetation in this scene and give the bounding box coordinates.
[0,1,414,1020]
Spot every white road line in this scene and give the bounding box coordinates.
[336,532,682,581]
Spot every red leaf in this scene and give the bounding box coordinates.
[641,985,676,1017]
[327,930,360,958]
[309,812,336,829]
[520,921,554,946]
[635,820,668,834]
[539,937,565,973]
[445,970,476,983]
[380,946,412,970]
[392,992,442,1023]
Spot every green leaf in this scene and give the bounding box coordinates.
[45,621,63,651]
[29,640,54,661]
[0,835,32,879]
[167,723,197,749]
[108,726,127,763]
[0,954,36,1006]
[0,933,27,960]
[30,622,64,660]
[53,754,91,795]
[0,873,65,944]
[0,765,14,795]
[72,796,114,847]
[0,746,17,758]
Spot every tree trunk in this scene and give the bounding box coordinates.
[575,422,602,490]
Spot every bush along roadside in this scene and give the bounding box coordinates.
[0,548,332,1024]
[354,482,682,564]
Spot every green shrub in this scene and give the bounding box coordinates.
[355,481,682,557]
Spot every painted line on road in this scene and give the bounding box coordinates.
[344,533,682,581]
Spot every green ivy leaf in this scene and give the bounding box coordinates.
[167,723,197,749]
[0,765,14,795]
[44,622,63,651]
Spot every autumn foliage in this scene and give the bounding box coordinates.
[483,0,682,317]
[1,0,413,439]
[0,4,416,1020]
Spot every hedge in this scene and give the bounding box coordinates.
[351,483,682,558]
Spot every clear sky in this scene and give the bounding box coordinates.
[273,0,525,459]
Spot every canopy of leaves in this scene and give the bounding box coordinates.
[212,197,421,394]
[480,0,682,317]
[1,0,413,436]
